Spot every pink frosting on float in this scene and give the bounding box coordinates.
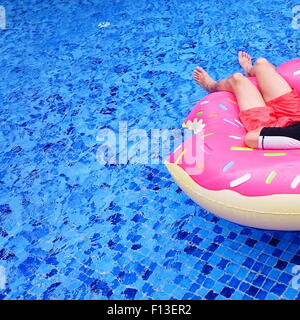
[167,58,300,197]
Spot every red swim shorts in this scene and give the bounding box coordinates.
[239,89,300,132]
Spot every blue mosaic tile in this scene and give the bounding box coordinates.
[0,0,300,301]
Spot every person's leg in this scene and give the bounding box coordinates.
[238,51,253,76]
[193,68,267,111]
[221,72,266,111]
[225,73,266,148]
[193,68,267,148]
[249,57,292,102]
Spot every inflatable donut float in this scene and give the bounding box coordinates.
[165,58,300,230]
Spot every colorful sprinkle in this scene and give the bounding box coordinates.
[174,149,187,165]
[231,147,253,151]
[223,118,239,127]
[200,100,209,105]
[234,119,243,127]
[222,161,234,172]
[208,113,219,117]
[227,98,237,104]
[230,173,251,188]
[199,132,214,139]
[219,104,227,110]
[291,175,300,189]
[264,152,286,156]
[182,123,186,128]
[203,132,214,137]
[293,70,300,76]
[266,171,277,184]
[197,111,203,116]
[229,135,241,140]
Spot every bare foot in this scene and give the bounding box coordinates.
[238,51,253,76]
[193,66,217,92]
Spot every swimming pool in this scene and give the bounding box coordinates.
[0,0,300,300]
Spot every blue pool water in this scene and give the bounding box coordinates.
[0,0,300,300]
